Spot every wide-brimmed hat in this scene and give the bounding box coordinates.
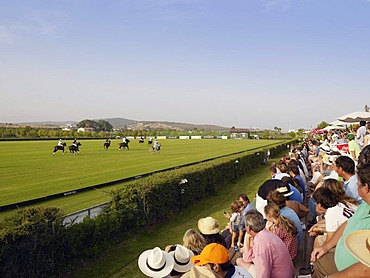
[198,217,220,235]
[344,230,370,268]
[258,179,285,199]
[169,244,194,273]
[322,154,334,165]
[276,185,294,197]
[138,247,174,277]
[192,243,229,266]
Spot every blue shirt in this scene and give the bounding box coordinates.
[344,174,362,204]
[288,184,303,204]
[280,206,302,246]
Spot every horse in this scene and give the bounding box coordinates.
[69,142,81,155]
[150,143,161,154]
[52,143,66,155]
[118,141,129,150]
[138,137,145,144]
[104,140,111,150]
[147,139,153,146]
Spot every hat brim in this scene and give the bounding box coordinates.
[138,249,174,278]
[170,248,194,273]
[344,230,370,268]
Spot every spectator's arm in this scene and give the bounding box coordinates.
[311,221,347,262]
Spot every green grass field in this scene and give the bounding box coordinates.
[0,139,283,215]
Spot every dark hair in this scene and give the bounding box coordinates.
[335,156,355,174]
[358,145,370,169]
[358,161,370,187]
[267,190,286,209]
[281,176,302,193]
[238,193,250,203]
[312,187,338,209]
[201,233,227,248]
[278,161,288,173]
[360,120,366,126]
[270,166,277,174]
[288,165,300,176]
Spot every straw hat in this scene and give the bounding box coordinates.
[198,217,220,235]
[169,244,194,273]
[344,230,370,268]
[138,247,174,277]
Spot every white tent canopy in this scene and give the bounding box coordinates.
[337,111,370,123]
[323,125,346,131]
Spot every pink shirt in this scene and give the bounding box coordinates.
[242,229,294,278]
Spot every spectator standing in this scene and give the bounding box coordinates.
[356,120,367,149]
[347,133,361,161]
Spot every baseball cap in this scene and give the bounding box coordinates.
[191,243,229,266]
[347,133,355,140]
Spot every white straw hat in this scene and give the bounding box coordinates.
[138,247,174,277]
[169,244,194,273]
[198,217,220,235]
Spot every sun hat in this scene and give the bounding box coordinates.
[344,230,370,268]
[138,247,174,277]
[322,154,333,165]
[198,217,220,235]
[258,179,285,199]
[347,133,355,140]
[276,185,294,197]
[191,243,229,266]
[169,244,194,273]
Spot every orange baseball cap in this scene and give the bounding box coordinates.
[191,243,229,265]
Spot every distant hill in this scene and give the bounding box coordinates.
[102,118,228,131]
[7,117,229,131]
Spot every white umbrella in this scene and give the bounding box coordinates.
[337,111,370,123]
[328,120,353,126]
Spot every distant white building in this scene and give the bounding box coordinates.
[229,128,250,138]
[77,127,95,132]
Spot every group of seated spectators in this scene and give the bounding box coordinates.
[138,122,370,278]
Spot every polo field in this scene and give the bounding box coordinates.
[0,138,285,215]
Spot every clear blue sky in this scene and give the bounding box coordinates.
[1,0,370,130]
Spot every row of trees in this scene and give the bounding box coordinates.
[0,126,231,139]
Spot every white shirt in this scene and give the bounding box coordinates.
[325,202,355,232]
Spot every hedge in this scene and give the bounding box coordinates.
[0,140,294,277]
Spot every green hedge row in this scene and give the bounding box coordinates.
[0,141,293,277]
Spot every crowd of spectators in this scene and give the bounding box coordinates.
[138,122,370,278]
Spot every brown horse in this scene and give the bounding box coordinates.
[53,143,67,155]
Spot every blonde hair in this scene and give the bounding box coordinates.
[264,203,298,237]
[182,229,207,255]
[322,179,358,207]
